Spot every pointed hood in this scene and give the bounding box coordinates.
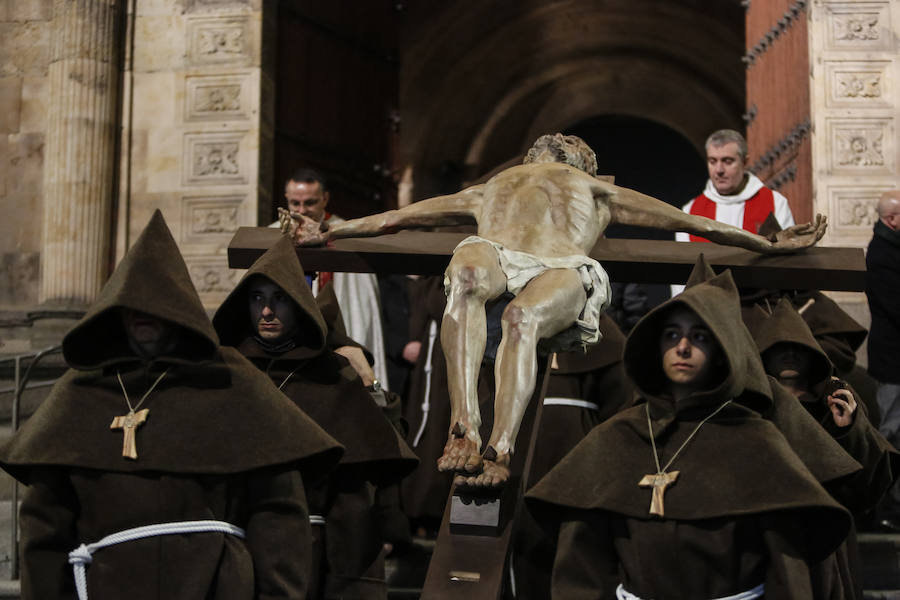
[624,255,772,412]
[213,236,327,354]
[62,210,218,370]
[796,291,867,372]
[315,281,374,363]
[748,298,833,387]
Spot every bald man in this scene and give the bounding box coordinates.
[866,190,900,529]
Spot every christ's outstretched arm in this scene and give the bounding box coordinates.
[601,181,826,254]
[286,185,485,245]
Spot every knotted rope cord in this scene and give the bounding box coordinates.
[67,520,245,600]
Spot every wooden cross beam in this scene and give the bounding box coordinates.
[227,227,867,292]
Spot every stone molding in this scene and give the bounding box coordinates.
[827,118,892,173]
[186,256,242,297]
[186,16,253,66]
[181,194,246,245]
[825,60,890,107]
[825,2,892,50]
[183,131,249,185]
[185,72,252,121]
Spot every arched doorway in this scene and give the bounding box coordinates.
[565,114,707,240]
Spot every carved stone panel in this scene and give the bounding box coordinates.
[181,195,245,245]
[185,0,251,12]
[186,17,251,66]
[828,185,896,238]
[825,61,890,108]
[183,131,248,185]
[187,256,241,297]
[826,119,892,173]
[185,73,251,121]
[825,3,892,51]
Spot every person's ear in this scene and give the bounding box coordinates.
[323,191,330,207]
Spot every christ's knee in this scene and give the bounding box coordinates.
[501,304,539,344]
[446,264,496,305]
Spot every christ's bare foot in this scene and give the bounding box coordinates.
[437,422,482,473]
[454,447,511,488]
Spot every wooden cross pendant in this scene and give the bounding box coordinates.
[110,408,150,460]
[638,470,680,517]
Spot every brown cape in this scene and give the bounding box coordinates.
[526,259,851,599]
[1,211,342,482]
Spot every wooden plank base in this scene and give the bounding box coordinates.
[420,359,550,600]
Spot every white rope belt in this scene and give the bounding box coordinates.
[68,520,245,600]
[309,514,326,526]
[616,583,764,600]
[412,320,439,448]
[543,397,600,411]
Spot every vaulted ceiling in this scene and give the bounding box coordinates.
[400,0,745,198]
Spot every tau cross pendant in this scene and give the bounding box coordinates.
[638,470,680,517]
[110,408,149,460]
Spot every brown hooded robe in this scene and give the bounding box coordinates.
[213,236,418,600]
[526,262,851,600]
[748,299,898,599]
[0,211,343,600]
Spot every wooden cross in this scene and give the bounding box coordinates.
[110,408,150,460]
[638,470,679,517]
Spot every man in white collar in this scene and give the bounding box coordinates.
[672,129,795,295]
[678,129,795,239]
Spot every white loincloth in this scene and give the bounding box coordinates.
[445,235,611,353]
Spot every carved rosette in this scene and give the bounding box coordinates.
[187,17,252,66]
[827,120,892,173]
[181,196,245,245]
[187,259,242,295]
[40,0,122,305]
[825,4,891,51]
[183,132,248,185]
[185,74,250,121]
[828,187,896,241]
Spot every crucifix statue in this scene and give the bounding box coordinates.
[285,133,827,488]
[110,408,150,460]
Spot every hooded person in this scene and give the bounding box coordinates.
[212,236,418,600]
[525,257,852,599]
[0,210,343,600]
[793,291,881,427]
[747,298,898,598]
[749,299,897,507]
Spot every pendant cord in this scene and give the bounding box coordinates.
[277,366,301,391]
[645,399,732,474]
[116,368,170,413]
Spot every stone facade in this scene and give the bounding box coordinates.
[116,0,272,308]
[0,0,52,314]
[809,0,900,356]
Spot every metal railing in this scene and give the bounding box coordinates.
[0,345,63,579]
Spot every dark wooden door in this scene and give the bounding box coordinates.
[745,0,813,223]
[272,2,402,221]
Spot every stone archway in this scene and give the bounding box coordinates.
[400,0,744,199]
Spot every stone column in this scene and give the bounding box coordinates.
[40,0,122,306]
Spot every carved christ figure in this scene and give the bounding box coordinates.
[286,133,827,487]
